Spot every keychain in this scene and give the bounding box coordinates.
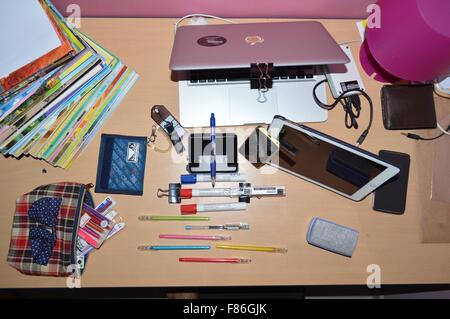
[150,105,187,154]
[147,124,171,153]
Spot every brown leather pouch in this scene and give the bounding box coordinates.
[381,84,437,130]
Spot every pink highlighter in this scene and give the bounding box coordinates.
[159,234,231,241]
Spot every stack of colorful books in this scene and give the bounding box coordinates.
[0,0,139,168]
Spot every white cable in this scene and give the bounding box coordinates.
[434,76,450,97]
[339,40,362,46]
[437,122,450,136]
[173,14,237,33]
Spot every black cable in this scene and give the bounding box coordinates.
[313,79,373,146]
[417,133,445,141]
[339,96,361,129]
[400,87,450,141]
[402,124,450,141]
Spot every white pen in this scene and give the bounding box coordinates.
[180,185,286,198]
[181,202,247,214]
[185,223,250,231]
[180,173,246,184]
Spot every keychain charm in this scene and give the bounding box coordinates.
[147,124,171,153]
[151,105,186,154]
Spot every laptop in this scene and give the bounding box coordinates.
[170,21,350,127]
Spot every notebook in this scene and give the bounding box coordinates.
[0,0,61,79]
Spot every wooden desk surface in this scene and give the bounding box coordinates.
[1,18,449,288]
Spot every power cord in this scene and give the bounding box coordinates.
[402,124,450,141]
[338,95,361,129]
[437,122,450,136]
[173,14,237,33]
[402,87,450,141]
[313,79,373,146]
[434,87,450,99]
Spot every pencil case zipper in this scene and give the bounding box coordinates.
[70,183,94,275]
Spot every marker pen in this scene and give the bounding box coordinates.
[179,186,286,199]
[180,173,246,184]
[181,202,246,214]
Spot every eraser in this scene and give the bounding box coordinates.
[307,217,359,257]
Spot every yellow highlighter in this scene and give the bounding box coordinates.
[216,244,287,253]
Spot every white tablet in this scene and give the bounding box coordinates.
[267,116,400,201]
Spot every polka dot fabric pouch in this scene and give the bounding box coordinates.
[7,182,94,276]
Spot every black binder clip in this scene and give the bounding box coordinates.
[250,63,274,103]
[250,63,274,90]
[157,183,181,204]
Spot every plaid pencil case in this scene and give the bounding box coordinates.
[7,182,94,277]
[95,134,147,196]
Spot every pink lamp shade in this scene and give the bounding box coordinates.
[52,0,374,19]
[360,0,450,82]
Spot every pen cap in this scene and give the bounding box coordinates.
[181,174,197,184]
[181,204,197,215]
[180,188,192,198]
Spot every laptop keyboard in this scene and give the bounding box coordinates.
[187,66,318,85]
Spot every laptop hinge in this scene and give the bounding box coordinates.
[250,63,274,90]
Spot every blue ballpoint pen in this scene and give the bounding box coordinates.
[210,113,216,188]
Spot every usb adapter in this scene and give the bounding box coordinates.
[325,45,365,99]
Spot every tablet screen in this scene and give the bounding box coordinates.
[275,125,385,196]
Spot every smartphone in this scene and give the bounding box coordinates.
[373,150,410,214]
[239,126,280,168]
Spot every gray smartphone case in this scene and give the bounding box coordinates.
[307,217,359,257]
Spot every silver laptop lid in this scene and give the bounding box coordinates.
[169,21,350,71]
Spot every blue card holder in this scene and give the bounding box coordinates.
[95,134,147,196]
